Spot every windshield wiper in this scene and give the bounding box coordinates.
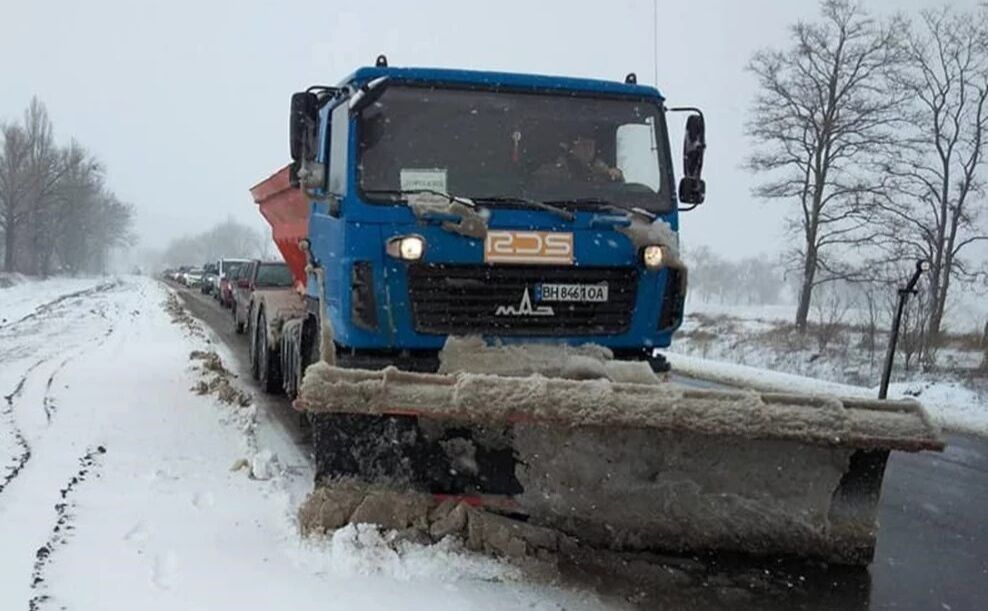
[470,196,574,221]
[545,198,656,222]
[363,188,477,208]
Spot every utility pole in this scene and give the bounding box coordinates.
[879,260,929,399]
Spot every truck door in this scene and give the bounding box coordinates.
[308,102,348,316]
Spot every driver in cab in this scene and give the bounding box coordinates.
[534,135,624,184]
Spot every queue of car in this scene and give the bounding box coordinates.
[162,258,293,335]
[163,259,244,293]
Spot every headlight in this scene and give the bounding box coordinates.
[386,235,426,261]
[642,245,665,269]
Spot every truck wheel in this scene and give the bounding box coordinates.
[248,315,260,380]
[257,311,281,393]
[300,315,321,374]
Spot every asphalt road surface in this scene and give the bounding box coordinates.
[172,282,987,611]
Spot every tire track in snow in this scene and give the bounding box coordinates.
[0,360,45,496]
[0,283,120,365]
[27,445,107,611]
[41,323,118,425]
[0,280,121,332]
[1,285,121,496]
[42,358,72,426]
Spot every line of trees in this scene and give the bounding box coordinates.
[0,98,133,276]
[747,0,988,363]
[155,218,273,270]
[686,246,784,305]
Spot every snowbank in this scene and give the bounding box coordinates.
[667,352,988,436]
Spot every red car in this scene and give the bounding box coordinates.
[217,258,250,308]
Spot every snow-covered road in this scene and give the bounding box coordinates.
[0,277,612,611]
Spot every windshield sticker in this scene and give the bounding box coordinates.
[400,168,447,193]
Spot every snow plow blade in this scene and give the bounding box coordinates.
[297,350,943,566]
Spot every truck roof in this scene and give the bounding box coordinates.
[340,66,665,100]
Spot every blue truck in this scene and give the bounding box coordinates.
[250,55,706,392]
[247,57,943,565]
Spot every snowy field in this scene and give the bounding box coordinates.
[0,276,612,611]
[672,299,988,435]
[685,294,988,334]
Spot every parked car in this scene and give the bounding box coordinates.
[200,271,217,293]
[184,268,204,287]
[232,260,292,334]
[218,258,250,308]
[225,263,246,310]
[201,263,219,295]
[229,261,255,330]
[170,266,191,283]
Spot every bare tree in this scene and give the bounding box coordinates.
[896,274,933,371]
[859,283,884,369]
[35,141,103,276]
[21,99,73,275]
[1,98,134,276]
[159,218,268,268]
[683,246,783,306]
[0,124,31,271]
[812,283,852,351]
[876,7,988,351]
[981,319,988,371]
[746,0,905,332]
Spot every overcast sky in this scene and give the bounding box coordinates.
[0,0,981,259]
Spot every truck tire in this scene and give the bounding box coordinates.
[295,317,321,434]
[248,312,260,381]
[257,310,281,393]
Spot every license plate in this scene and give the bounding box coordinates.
[537,283,609,303]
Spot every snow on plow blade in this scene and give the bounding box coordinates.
[298,360,943,565]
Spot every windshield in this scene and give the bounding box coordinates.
[357,85,672,213]
[255,263,293,287]
[223,261,247,277]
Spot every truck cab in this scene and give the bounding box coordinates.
[274,59,706,372]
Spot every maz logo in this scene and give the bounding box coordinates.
[484,231,573,265]
[494,288,555,317]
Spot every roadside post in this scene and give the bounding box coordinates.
[879,259,930,399]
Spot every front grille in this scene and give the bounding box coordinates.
[407,264,637,336]
[658,268,686,331]
[350,261,378,330]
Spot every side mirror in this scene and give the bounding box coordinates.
[678,113,706,205]
[289,92,318,162]
[678,177,706,204]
